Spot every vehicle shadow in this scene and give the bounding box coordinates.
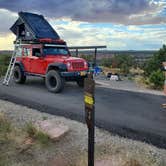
[11,76,84,94]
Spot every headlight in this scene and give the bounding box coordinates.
[66,62,71,68]
[84,61,88,68]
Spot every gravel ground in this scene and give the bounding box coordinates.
[0,99,166,166]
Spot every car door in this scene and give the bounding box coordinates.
[22,46,31,72]
[29,47,46,74]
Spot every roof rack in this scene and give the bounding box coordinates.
[14,38,66,45]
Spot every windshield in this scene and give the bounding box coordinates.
[43,47,69,56]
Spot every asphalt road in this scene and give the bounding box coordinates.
[0,77,166,148]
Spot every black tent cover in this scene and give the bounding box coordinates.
[10,12,60,40]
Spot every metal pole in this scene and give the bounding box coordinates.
[76,49,78,57]
[88,106,95,166]
[84,73,95,166]
[94,48,97,67]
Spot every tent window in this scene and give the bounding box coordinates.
[18,24,25,37]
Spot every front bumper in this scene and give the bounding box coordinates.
[60,71,88,77]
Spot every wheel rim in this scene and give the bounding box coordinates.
[49,76,57,88]
[14,70,19,80]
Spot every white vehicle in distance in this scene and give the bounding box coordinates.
[106,73,120,81]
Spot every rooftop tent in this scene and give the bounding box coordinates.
[10,12,60,40]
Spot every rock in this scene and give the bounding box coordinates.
[35,120,69,141]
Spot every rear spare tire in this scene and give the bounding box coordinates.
[45,70,64,93]
[13,66,26,84]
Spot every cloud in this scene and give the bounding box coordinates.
[1,19,166,50]
[0,0,165,25]
[0,33,15,50]
[0,1,165,50]
[0,9,17,35]
[52,20,109,47]
[51,19,166,50]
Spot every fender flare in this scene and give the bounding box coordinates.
[15,61,25,73]
[47,63,67,73]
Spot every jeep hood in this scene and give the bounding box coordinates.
[45,55,86,63]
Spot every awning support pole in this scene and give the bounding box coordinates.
[94,48,97,67]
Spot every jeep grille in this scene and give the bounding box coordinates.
[72,62,84,70]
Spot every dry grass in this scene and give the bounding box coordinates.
[130,68,144,76]
[75,153,142,166]
[0,113,11,142]
[0,113,11,133]
[0,114,52,166]
[134,75,163,91]
[76,143,165,166]
[134,75,151,88]
[123,159,141,166]
[0,102,166,166]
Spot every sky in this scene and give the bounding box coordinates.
[0,0,166,50]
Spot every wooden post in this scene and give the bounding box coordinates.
[84,73,95,166]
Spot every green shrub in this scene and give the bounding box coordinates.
[0,54,11,77]
[149,69,165,89]
[143,45,166,89]
[25,122,50,145]
[80,55,93,62]
[112,54,134,68]
[35,131,50,145]
[121,63,130,75]
[101,55,134,73]
[101,58,112,67]
[0,54,11,65]
[25,122,37,138]
[144,45,166,76]
[0,65,8,77]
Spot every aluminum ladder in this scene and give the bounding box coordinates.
[3,44,19,85]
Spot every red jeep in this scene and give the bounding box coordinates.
[13,39,88,93]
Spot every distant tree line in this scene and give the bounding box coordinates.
[101,54,135,75]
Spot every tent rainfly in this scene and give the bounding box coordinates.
[10,12,60,41]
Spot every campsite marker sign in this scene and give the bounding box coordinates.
[84,73,95,166]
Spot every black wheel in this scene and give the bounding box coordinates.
[77,78,84,87]
[13,66,26,84]
[45,70,64,93]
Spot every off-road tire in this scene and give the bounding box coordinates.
[77,78,84,87]
[45,70,64,93]
[13,66,26,84]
